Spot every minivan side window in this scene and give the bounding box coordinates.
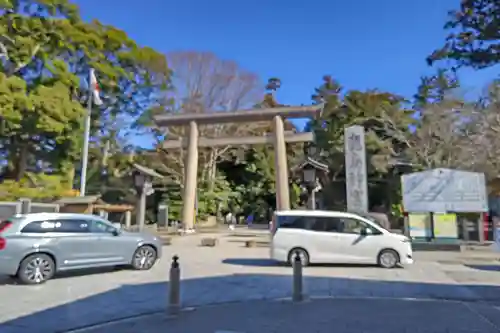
[277,215,315,230]
[337,218,364,234]
[311,216,342,232]
[309,216,380,234]
[338,218,380,234]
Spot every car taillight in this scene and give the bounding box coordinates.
[0,221,12,250]
[0,221,12,232]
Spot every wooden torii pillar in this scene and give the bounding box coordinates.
[154,105,323,231]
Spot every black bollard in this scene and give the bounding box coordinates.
[292,250,304,302]
[168,255,181,315]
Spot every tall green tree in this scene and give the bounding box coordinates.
[311,76,415,174]
[219,78,304,219]
[427,0,500,70]
[0,0,171,198]
[414,69,460,108]
[0,0,84,182]
[406,68,472,170]
[309,76,416,209]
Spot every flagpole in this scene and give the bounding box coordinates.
[79,74,93,197]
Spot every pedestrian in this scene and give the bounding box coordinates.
[246,213,254,228]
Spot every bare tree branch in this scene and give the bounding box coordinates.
[155,51,264,188]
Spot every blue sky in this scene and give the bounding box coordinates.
[76,0,497,144]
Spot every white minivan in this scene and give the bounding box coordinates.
[270,210,413,268]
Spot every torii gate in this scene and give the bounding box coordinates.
[153,104,323,230]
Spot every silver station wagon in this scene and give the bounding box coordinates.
[0,213,162,284]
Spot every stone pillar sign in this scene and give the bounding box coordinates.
[345,125,368,212]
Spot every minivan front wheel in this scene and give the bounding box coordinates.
[378,249,399,269]
[288,248,309,267]
[17,253,55,285]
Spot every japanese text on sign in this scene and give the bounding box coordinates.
[345,126,368,212]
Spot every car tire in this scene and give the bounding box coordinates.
[131,245,157,270]
[288,248,310,267]
[377,249,399,269]
[17,253,56,285]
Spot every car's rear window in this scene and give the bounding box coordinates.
[0,217,22,233]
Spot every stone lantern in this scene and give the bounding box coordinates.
[131,163,163,231]
[296,146,328,210]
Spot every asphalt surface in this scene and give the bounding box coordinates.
[2,234,500,333]
[73,298,500,333]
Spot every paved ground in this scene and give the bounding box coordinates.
[76,298,500,333]
[1,233,500,332]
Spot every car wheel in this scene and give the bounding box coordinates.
[288,248,309,267]
[131,245,157,270]
[378,249,399,269]
[17,253,55,285]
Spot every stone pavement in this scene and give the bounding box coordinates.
[2,234,500,332]
[74,298,500,333]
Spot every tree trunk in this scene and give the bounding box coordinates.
[66,165,75,190]
[207,149,218,191]
[15,143,29,181]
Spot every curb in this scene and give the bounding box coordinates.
[57,310,163,333]
[60,295,497,332]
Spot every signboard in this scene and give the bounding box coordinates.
[433,213,458,238]
[144,181,155,196]
[408,213,431,238]
[345,125,368,212]
[401,168,488,213]
[157,205,168,228]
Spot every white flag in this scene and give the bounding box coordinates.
[89,68,103,106]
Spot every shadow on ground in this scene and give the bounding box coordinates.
[222,258,383,268]
[465,264,500,272]
[0,267,126,286]
[222,258,281,267]
[4,262,500,332]
[224,240,270,248]
[82,298,500,333]
[225,234,259,238]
